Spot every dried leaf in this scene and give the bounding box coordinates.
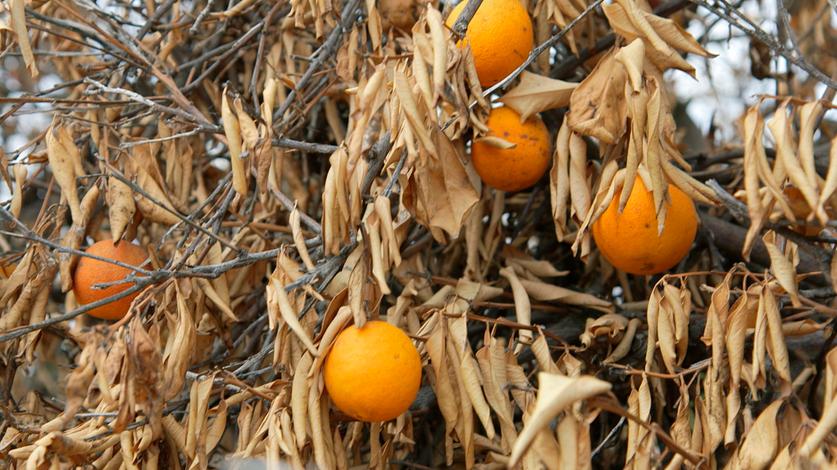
[500,266,532,350]
[603,0,711,73]
[730,400,784,469]
[796,101,822,191]
[425,7,447,103]
[519,278,612,311]
[269,277,317,356]
[762,286,790,382]
[402,129,480,238]
[768,104,821,222]
[46,122,84,224]
[625,377,654,469]
[569,131,590,222]
[222,89,248,197]
[742,106,767,259]
[566,51,628,143]
[762,231,800,306]
[509,373,611,467]
[550,121,571,237]
[818,136,837,217]
[10,0,38,77]
[615,39,646,92]
[107,175,136,242]
[500,72,578,120]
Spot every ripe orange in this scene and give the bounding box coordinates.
[471,106,551,192]
[323,321,422,422]
[592,176,698,275]
[72,240,148,320]
[445,0,534,87]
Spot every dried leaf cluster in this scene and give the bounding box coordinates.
[0,0,836,468]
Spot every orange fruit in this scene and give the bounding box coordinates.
[323,321,422,422]
[445,0,534,88]
[471,106,551,192]
[592,176,698,275]
[72,240,148,320]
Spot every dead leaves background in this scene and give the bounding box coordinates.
[0,0,836,468]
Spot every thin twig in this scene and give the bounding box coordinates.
[271,0,363,131]
[691,0,837,90]
[590,397,704,466]
[451,0,484,38]
[591,416,627,457]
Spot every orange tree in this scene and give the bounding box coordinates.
[0,0,836,467]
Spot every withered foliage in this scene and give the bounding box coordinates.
[0,0,836,468]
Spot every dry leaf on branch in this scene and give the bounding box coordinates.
[499,71,578,121]
[509,373,611,467]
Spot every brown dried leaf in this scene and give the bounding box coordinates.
[762,231,800,306]
[425,7,447,103]
[819,136,837,217]
[760,291,788,385]
[566,51,628,143]
[518,278,612,311]
[107,175,136,242]
[509,373,611,467]
[797,101,822,192]
[799,347,837,456]
[46,122,84,224]
[499,72,578,121]
[603,318,640,364]
[10,0,37,77]
[473,135,517,149]
[751,291,768,389]
[743,106,767,259]
[402,129,480,238]
[475,332,517,451]
[221,89,248,197]
[768,104,821,222]
[615,39,646,92]
[657,297,677,373]
[162,285,197,401]
[394,69,435,156]
[426,319,459,465]
[290,208,315,270]
[603,0,711,73]
[184,375,214,460]
[450,318,496,440]
[500,266,532,349]
[291,353,314,448]
[10,164,25,220]
[269,276,317,356]
[125,145,181,225]
[580,313,628,348]
[569,130,590,222]
[550,121,571,237]
[730,400,784,469]
[725,287,756,387]
[506,256,569,278]
[625,377,654,469]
